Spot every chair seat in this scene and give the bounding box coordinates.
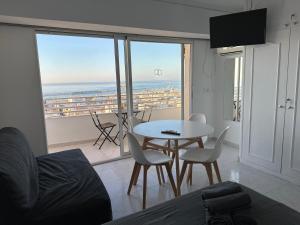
[143,150,172,165]
[179,147,214,163]
[100,122,116,129]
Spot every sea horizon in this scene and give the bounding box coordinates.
[42,80,181,99]
[42,79,180,85]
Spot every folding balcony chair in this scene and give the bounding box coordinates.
[89,111,118,149]
[140,107,153,122]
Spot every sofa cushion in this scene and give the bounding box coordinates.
[31,149,112,225]
[0,127,39,214]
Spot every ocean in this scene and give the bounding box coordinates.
[42,80,181,99]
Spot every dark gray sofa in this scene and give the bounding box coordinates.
[104,182,300,225]
[0,127,112,225]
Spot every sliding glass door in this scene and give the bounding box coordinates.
[36,33,128,163]
[36,32,191,163]
[128,40,183,122]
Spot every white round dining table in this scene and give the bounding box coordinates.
[133,120,214,196]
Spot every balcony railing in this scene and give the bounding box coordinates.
[44,89,181,118]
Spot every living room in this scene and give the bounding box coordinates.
[1,0,300,225]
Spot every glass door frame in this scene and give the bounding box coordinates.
[113,35,126,156]
[36,28,193,159]
[124,36,192,122]
[36,30,130,158]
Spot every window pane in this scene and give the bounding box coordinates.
[130,41,182,121]
[36,33,123,163]
[37,34,117,117]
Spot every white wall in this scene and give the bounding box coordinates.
[191,39,216,133]
[213,55,241,146]
[250,0,300,31]
[0,0,224,35]
[191,40,240,145]
[0,25,48,156]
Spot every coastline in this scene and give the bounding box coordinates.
[43,86,181,118]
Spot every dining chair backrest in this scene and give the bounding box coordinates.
[89,110,99,127]
[128,117,144,145]
[189,113,207,143]
[208,126,230,162]
[127,132,149,165]
[147,107,153,122]
[129,116,140,128]
[189,113,207,124]
[141,107,153,122]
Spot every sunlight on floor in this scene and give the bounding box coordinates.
[48,138,129,164]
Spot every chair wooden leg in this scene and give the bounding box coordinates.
[160,166,165,183]
[127,162,138,195]
[170,152,176,167]
[189,164,193,185]
[133,164,141,185]
[213,161,222,182]
[179,161,188,187]
[204,163,214,185]
[186,164,190,184]
[134,138,149,185]
[156,166,162,185]
[143,165,149,209]
[197,137,204,148]
[164,163,177,196]
[186,164,193,185]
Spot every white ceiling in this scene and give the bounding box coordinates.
[154,0,246,13]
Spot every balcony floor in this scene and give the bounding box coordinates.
[48,138,128,165]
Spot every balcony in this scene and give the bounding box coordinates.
[45,90,182,164]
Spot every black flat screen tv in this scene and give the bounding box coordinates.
[209,8,267,48]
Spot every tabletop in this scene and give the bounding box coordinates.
[133,120,214,140]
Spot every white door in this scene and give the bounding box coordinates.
[241,29,289,172]
[282,25,300,184]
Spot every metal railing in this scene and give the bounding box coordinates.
[44,89,181,118]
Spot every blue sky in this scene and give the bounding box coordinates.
[36,34,181,84]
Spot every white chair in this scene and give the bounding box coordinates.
[129,116,168,147]
[127,132,177,209]
[170,113,208,184]
[128,116,169,185]
[171,113,208,148]
[184,113,208,184]
[179,127,230,186]
[189,113,208,144]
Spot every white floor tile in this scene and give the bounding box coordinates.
[93,143,300,219]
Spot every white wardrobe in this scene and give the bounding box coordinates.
[241,24,300,185]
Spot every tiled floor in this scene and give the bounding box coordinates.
[48,138,129,165]
[93,142,300,220]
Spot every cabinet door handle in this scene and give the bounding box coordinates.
[278,105,285,109]
[288,106,294,109]
[286,98,292,102]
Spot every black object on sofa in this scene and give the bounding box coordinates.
[0,127,112,225]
